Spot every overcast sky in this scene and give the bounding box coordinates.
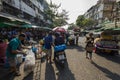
[46,0,98,24]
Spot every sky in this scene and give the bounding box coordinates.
[46,0,98,24]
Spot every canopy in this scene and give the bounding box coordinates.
[0,14,31,26]
[21,24,32,28]
[113,28,120,30]
[0,22,19,27]
[53,27,66,33]
[42,27,52,31]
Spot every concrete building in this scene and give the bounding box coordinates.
[0,0,51,26]
[114,0,120,27]
[84,0,116,25]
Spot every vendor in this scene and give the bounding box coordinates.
[6,33,29,76]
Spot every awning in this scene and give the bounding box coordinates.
[0,13,31,25]
[35,26,52,31]
[94,28,104,32]
[113,28,120,30]
[42,27,52,31]
[21,24,32,28]
[103,22,120,28]
[0,22,20,27]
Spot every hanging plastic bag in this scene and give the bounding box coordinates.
[41,52,46,63]
[24,49,35,75]
[16,54,23,64]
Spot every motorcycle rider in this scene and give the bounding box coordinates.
[53,32,66,61]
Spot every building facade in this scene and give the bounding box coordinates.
[84,0,116,25]
[0,0,51,26]
[116,0,120,22]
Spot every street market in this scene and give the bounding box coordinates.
[0,0,120,80]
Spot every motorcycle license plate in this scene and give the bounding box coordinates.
[59,55,65,60]
[105,49,111,53]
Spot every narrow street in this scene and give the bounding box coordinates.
[38,37,120,80]
[2,37,119,80]
[0,0,120,80]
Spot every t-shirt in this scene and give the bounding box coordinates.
[54,36,64,46]
[6,38,21,58]
[44,35,53,49]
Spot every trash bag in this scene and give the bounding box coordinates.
[24,49,35,74]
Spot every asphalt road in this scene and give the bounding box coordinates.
[24,37,120,80]
[19,37,120,80]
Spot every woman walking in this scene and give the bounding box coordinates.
[85,33,94,60]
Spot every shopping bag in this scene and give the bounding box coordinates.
[24,49,35,73]
[40,52,46,63]
[16,54,23,64]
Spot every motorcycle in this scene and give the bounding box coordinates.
[54,44,67,68]
[55,50,66,68]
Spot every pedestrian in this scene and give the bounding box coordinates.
[6,33,28,76]
[75,33,79,45]
[44,31,53,63]
[85,33,94,60]
[65,32,69,45]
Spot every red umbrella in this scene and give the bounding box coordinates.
[73,27,80,32]
[53,27,66,33]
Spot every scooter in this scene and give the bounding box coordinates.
[55,50,66,68]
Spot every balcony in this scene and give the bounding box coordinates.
[3,0,15,6]
[103,0,116,3]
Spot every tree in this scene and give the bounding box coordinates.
[44,1,69,28]
[44,2,60,27]
[76,15,95,29]
[83,18,95,27]
[68,23,76,30]
[76,15,85,28]
[54,9,69,27]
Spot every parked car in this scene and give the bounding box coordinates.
[94,31,119,55]
[94,39,119,55]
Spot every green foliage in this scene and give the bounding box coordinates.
[68,23,76,30]
[76,15,95,28]
[82,19,94,26]
[76,15,85,27]
[44,2,69,28]
[53,9,69,27]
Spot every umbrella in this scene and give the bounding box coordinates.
[53,27,66,33]
[73,27,80,32]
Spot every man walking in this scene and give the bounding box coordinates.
[44,31,53,63]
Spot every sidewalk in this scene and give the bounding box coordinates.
[0,43,43,80]
[0,66,12,80]
[14,52,42,80]
[0,58,42,80]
